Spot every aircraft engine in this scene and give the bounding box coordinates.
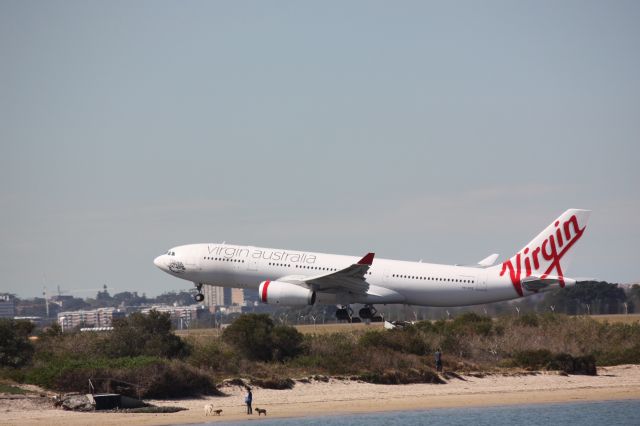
[258,280,316,306]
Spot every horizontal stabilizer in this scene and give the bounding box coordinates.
[521,275,576,292]
[456,253,500,268]
[477,253,499,267]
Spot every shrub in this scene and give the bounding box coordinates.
[23,356,220,398]
[359,368,445,385]
[187,340,239,372]
[0,383,27,394]
[250,376,295,389]
[137,360,220,398]
[594,344,640,366]
[515,313,540,327]
[106,310,189,359]
[33,329,105,363]
[291,333,360,374]
[272,325,305,361]
[221,314,304,362]
[0,319,35,368]
[510,350,596,375]
[450,313,493,336]
[359,329,429,356]
[512,349,554,369]
[569,355,597,375]
[222,314,275,361]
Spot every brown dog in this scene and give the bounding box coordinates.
[213,409,222,416]
[255,407,267,416]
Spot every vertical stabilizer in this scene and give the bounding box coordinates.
[497,209,591,296]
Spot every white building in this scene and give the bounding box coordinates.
[231,288,244,305]
[58,308,125,331]
[139,304,206,322]
[0,294,15,318]
[202,286,245,308]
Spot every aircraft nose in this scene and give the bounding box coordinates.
[153,255,165,269]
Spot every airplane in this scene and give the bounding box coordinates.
[153,209,591,321]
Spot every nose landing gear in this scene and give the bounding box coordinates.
[194,283,205,302]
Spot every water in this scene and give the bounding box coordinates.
[186,399,640,426]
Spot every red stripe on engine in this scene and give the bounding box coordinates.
[261,280,271,303]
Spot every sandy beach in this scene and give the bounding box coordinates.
[2,364,640,425]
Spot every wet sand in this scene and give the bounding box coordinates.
[2,364,639,425]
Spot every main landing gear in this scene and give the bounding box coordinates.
[359,304,377,320]
[194,283,204,302]
[335,305,353,322]
[335,304,383,323]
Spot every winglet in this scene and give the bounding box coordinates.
[358,252,375,265]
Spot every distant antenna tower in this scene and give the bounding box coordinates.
[43,287,49,318]
[42,273,50,318]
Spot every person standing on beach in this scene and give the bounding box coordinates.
[435,348,443,372]
[245,388,253,414]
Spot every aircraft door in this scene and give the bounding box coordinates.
[475,271,487,291]
[246,260,259,272]
[184,249,201,272]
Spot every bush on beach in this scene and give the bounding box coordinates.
[23,356,220,398]
[0,319,35,368]
[221,313,305,362]
[3,312,640,397]
[507,349,597,375]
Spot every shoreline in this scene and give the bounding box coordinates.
[2,365,640,425]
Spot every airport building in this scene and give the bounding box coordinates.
[57,308,125,331]
[0,294,16,318]
[139,304,207,328]
[203,286,245,307]
[203,285,224,307]
[231,288,244,305]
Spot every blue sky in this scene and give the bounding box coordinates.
[1,1,638,298]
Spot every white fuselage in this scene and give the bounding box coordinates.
[154,209,590,308]
[154,243,524,307]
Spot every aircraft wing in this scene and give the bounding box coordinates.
[278,253,374,295]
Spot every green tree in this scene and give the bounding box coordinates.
[544,281,627,314]
[61,297,89,311]
[0,319,35,367]
[272,325,305,361]
[222,314,304,362]
[152,291,194,306]
[112,291,147,306]
[222,314,275,361]
[628,284,640,313]
[106,310,189,358]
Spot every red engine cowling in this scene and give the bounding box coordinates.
[258,280,316,306]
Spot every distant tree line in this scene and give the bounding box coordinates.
[11,281,640,322]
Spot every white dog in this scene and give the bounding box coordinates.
[204,404,214,416]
